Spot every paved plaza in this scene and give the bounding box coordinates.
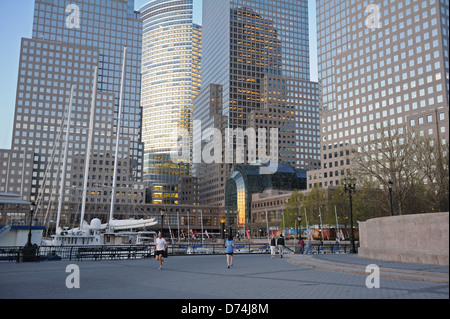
[0,253,448,301]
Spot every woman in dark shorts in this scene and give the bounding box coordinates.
[225,235,235,269]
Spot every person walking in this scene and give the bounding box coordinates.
[299,237,305,254]
[277,234,285,258]
[305,238,312,254]
[225,235,235,268]
[155,232,168,270]
[270,235,277,259]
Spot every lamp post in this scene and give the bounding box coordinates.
[296,216,302,254]
[21,201,37,262]
[343,176,357,254]
[159,209,165,236]
[220,217,227,240]
[297,216,302,239]
[388,180,394,216]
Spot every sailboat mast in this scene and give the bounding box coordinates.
[80,66,98,230]
[109,46,128,227]
[56,84,75,232]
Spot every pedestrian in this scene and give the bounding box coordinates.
[155,232,168,270]
[277,234,285,258]
[299,237,305,254]
[305,238,312,254]
[225,235,235,268]
[270,235,277,259]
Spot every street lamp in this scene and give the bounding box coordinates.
[26,201,36,247]
[388,180,394,216]
[296,215,303,254]
[21,201,37,262]
[159,209,165,236]
[297,216,302,239]
[343,176,357,254]
[220,217,227,240]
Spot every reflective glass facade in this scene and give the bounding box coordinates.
[310,0,449,189]
[225,163,306,228]
[202,0,310,124]
[194,0,318,217]
[8,0,145,224]
[140,0,202,204]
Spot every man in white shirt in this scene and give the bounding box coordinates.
[155,232,168,270]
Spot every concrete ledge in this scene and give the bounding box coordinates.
[287,255,449,284]
[359,212,449,266]
[358,247,449,266]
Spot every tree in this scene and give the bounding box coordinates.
[283,189,305,229]
[301,185,329,227]
[352,125,426,215]
[415,136,449,212]
[352,180,389,221]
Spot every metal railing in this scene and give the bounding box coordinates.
[0,242,355,263]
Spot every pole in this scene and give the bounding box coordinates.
[109,46,127,226]
[201,209,204,244]
[187,209,190,245]
[177,210,180,243]
[26,206,34,247]
[304,207,309,229]
[265,208,269,243]
[80,66,98,230]
[349,192,356,253]
[318,206,324,242]
[388,183,394,216]
[294,219,297,252]
[56,84,74,233]
[334,206,339,241]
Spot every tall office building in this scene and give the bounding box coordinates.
[309,0,449,189]
[140,0,202,204]
[1,0,145,226]
[194,0,319,228]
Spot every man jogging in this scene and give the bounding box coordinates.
[155,232,168,270]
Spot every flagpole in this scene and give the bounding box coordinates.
[334,205,340,241]
[304,207,309,239]
[187,209,190,245]
[319,206,324,242]
[177,210,180,243]
[201,209,204,244]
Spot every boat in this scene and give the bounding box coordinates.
[41,47,158,246]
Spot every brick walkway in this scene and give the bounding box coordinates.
[1,254,448,301]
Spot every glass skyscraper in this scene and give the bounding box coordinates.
[194,0,319,229]
[201,0,310,123]
[310,0,449,189]
[2,0,145,226]
[140,0,202,205]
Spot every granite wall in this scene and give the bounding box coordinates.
[358,212,449,265]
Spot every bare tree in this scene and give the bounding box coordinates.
[352,125,426,215]
[415,136,449,212]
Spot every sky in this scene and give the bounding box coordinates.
[0,0,317,150]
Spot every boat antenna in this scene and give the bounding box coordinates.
[80,66,98,230]
[109,46,128,230]
[56,84,75,233]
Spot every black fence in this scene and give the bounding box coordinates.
[0,242,355,263]
[301,242,357,254]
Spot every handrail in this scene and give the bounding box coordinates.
[0,242,355,263]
